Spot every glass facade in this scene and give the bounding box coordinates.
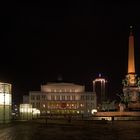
[0,82,12,123]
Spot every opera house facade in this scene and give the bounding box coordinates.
[29,82,97,115]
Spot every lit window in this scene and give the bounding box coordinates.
[72,95,75,100]
[56,95,60,100]
[51,95,55,100]
[62,95,65,100]
[42,95,45,100]
[67,96,70,100]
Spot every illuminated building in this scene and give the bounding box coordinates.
[0,82,12,123]
[123,26,140,110]
[19,104,40,120]
[29,82,96,115]
[93,74,107,106]
[19,104,33,120]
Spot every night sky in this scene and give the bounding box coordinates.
[1,1,140,104]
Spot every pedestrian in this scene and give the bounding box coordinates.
[45,118,48,126]
[112,116,114,121]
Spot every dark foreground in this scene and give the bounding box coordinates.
[0,120,140,140]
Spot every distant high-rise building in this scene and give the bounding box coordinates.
[93,74,107,106]
[123,26,140,110]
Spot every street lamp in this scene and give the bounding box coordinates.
[91,109,97,115]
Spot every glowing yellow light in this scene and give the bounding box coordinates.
[91,109,97,114]
[0,82,12,123]
[47,111,50,114]
[32,108,40,115]
[19,104,33,120]
[94,78,106,82]
[20,104,32,113]
[0,93,11,105]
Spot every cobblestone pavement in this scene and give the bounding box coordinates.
[0,120,140,140]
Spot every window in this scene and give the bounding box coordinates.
[80,103,84,107]
[67,95,70,100]
[36,102,40,108]
[31,95,35,100]
[91,95,94,100]
[72,95,75,100]
[43,104,45,108]
[91,103,94,107]
[62,95,65,100]
[36,95,40,100]
[42,95,46,100]
[56,95,60,100]
[32,102,35,108]
[86,95,89,100]
[81,95,84,100]
[51,95,55,100]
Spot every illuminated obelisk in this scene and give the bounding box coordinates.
[123,26,140,110]
[127,26,137,86]
[128,26,135,74]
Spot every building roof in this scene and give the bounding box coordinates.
[45,82,83,86]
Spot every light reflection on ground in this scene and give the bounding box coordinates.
[0,120,140,140]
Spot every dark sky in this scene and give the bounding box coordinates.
[1,1,140,104]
